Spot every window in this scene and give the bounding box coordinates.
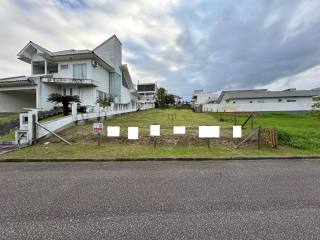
[278,99,282,102]
[73,63,87,79]
[63,88,67,96]
[287,99,296,102]
[61,64,68,70]
[232,101,236,104]
[70,88,73,96]
[249,101,253,103]
[96,90,106,100]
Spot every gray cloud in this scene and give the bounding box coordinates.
[1,0,320,100]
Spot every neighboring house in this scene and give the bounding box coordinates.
[202,88,320,112]
[0,35,139,113]
[173,95,181,105]
[191,90,219,108]
[137,82,158,104]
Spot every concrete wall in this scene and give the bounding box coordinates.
[203,97,316,112]
[0,90,36,113]
[90,64,109,95]
[94,36,122,74]
[121,85,131,104]
[37,81,60,110]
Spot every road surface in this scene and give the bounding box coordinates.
[0,160,320,239]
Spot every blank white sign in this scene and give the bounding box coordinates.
[150,125,160,136]
[173,126,186,135]
[107,126,120,137]
[128,127,139,140]
[199,126,220,138]
[233,126,242,138]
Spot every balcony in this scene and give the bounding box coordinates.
[41,76,98,87]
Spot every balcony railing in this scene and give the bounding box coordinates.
[41,77,98,86]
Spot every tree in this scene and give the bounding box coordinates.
[97,95,113,108]
[311,96,320,117]
[47,93,80,116]
[156,87,167,107]
[165,94,175,105]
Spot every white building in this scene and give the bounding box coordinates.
[137,83,158,104]
[0,35,139,113]
[191,90,219,108]
[202,88,320,112]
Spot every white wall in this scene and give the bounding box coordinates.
[120,85,131,104]
[203,97,316,112]
[55,60,92,79]
[38,81,61,110]
[194,92,217,105]
[94,36,122,74]
[90,64,109,95]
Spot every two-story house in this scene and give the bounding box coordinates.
[0,35,139,113]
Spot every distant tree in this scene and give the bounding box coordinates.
[311,96,320,117]
[156,87,167,107]
[48,93,80,116]
[165,94,175,105]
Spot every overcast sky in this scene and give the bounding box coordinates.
[1,0,320,99]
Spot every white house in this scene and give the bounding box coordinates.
[191,90,219,108]
[202,88,320,112]
[137,82,158,104]
[0,35,139,113]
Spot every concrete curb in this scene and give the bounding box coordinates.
[0,156,320,162]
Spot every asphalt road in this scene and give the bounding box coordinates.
[1,160,320,239]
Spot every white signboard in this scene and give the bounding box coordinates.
[233,126,242,138]
[199,126,220,138]
[128,127,139,140]
[150,125,160,136]
[93,123,104,134]
[173,126,186,135]
[107,126,120,137]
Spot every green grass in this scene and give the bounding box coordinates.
[0,131,15,142]
[1,109,319,159]
[1,142,316,159]
[208,112,320,150]
[0,114,18,125]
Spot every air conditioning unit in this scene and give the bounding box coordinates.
[91,60,98,68]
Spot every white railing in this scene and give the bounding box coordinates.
[41,77,98,86]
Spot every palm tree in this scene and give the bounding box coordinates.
[47,93,80,116]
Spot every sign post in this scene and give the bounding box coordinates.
[93,123,104,146]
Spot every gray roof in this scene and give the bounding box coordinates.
[51,49,91,56]
[218,89,320,102]
[0,76,36,87]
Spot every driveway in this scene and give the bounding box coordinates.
[0,160,320,239]
[0,144,17,154]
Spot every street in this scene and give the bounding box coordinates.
[0,160,320,239]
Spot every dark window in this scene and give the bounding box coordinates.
[63,89,67,96]
[61,64,68,70]
[278,99,282,102]
[137,84,155,91]
[70,88,73,96]
[233,101,236,104]
[249,101,253,103]
[286,99,296,102]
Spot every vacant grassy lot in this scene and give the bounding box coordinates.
[1,109,319,159]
